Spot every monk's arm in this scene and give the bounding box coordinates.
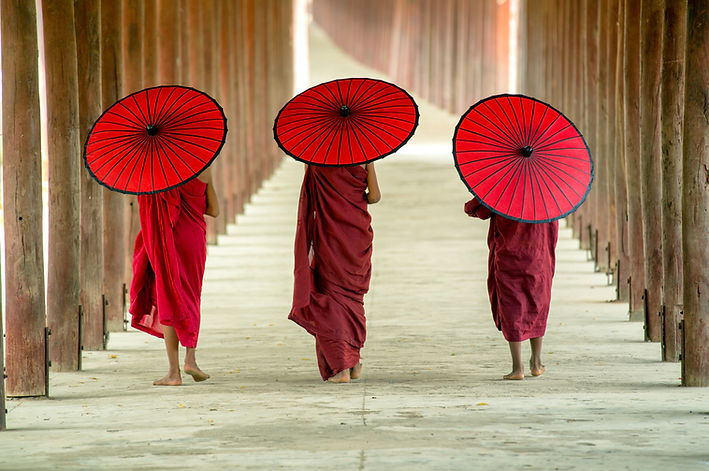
[198,167,220,218]
[365,163,381,204]
[464,197,492,220]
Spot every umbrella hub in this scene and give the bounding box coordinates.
[146,125,159,136]
[521,146,533,157]
[339,105,351,117]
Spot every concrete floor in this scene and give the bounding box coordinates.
[2,25,708,471]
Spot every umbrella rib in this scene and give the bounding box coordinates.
[533,122,573,150]
[105,135,151,190]
[355,89,403,111]
[533,159,576,209]
[534,134,584,152]
[534,158,586,200]
[162,107,222,129]
[277,116,337,137]
[530,158,560,218]
[90,133,150,171]
[347,79,368,109]
[347,80,379,109]
[302,89,341,110]
[118,136,151,192]
[354,114,415,133]
[348,116,370,164]
[350,116,404,153]
[530,113,563,148]
[297,118,342,163]
[129,93,150,128]
[278,116,340,148]
[507,96,527,148]
[458,152,520,174]
[113,101,149,130]
[153,87,187,128]
[536,154,592,183]
[347,115,390,158]
[156,94,207,129]
[455,130,520,150]
[525,100,535,146]
[463,156,519,190]
[527,104,550,146]
[489,99,524,149]
[476,158,523,206]
[318,117,343,165]
[157,134,197,183]
[468,106,521,151]
[504,159,525,216]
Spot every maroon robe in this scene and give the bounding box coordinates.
[129,179,208,348]
[290,165,373,380]
[465,198,558,342]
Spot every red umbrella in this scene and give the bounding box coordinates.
[84,85,227,194]
[273,78,419,166]
[453,94,593,223]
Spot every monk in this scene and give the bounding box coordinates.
[129,168,219,386]
[290,163,381,383]
[465,198,558,380]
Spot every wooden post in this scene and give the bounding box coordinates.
[2,0,47,397]
[1,289,5,428]
[681,0,709,387]
[638,0,664,341]
[623,0,645,320]
[101,0,126,332]
[659,0,686,362]
[122,0,144,325]
[42,0,82,371]
[603,0,619,280]
[76,0,104,351]
[143,0,158,88]
[614,0,630,302]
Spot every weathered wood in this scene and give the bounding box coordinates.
[101,0,127,332]
[2,0,47,396]
[603,0,619,279]
[613,0,630,302]
[0,280,5,426]
[681,0,709,386]
[75,0,104,350]
[122,0,144,316]
[659,0,686,362]
[143,0,158,87]
[638,0,664,342]
[623,0,645,319]
[43,0,82,371]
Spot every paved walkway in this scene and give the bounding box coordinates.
[2,26,708,471]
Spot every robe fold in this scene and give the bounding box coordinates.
[290,165,373,380]
[465,198,558,342]
[129,178,208,348]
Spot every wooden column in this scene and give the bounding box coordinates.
[622,0,645,320]
[603,0,619,281]
[43,0,82,371]
[681,0,709,387]
[2,0,47,396]
[75,0,104,351]
[586,0,602,269]
[143,0,158,87]
[157,0,178,82]
[122,0,145,312]
[101,0,126,332]
[638,0,664,341]
[219,0,236,224]
[614,0,631,302]
[659,0,686,362]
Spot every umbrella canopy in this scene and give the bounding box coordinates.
[273,78,419,166]
[453,94,593,223]
[84,85,227,194]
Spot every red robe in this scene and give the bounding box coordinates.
[465,198,558,342]
[129,179,208,348]
[290,165,373,380]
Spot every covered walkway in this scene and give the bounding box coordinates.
[1,26,707,471]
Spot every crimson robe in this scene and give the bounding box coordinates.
[129,178,208,348]
[290,165,373,380]
[465,198,558,342]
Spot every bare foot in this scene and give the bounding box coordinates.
[530,361,546,377]
[503,370,524,380]
[350,363,363,380]
[327,369,350,383]
[184,365,210,382]
[153,373,182,386]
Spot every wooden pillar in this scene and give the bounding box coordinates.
[659,0,686,362]
[2,0,47,396]
[0,291,4,427]
[613,0,631,303]
[638,0,664,341]
[122,0,144,331]
[75,0,104,351]
[623,0,645,320]
[101,0,126,332]
[681,0,709,387]
[219,0,236,224]
[143,0,158,87]
[157,0,178,83]
[603,0,619,281]
[586,0,602,267]
[43,0,82,371]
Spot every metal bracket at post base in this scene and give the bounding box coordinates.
[78,305,84,371]
[44,327,51,398]
[102,294,110,350]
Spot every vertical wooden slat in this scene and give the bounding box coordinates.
[143,0,158,87]
[623,0,645,320]
[2,0,47,396]
[639,0,664,342]
[681,0,709,386]
[101,0,126,332]
[660,0,686,362]
[75,0,104,350]
[43,0,82,371]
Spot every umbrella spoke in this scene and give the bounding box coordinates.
[483,99,524,148]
